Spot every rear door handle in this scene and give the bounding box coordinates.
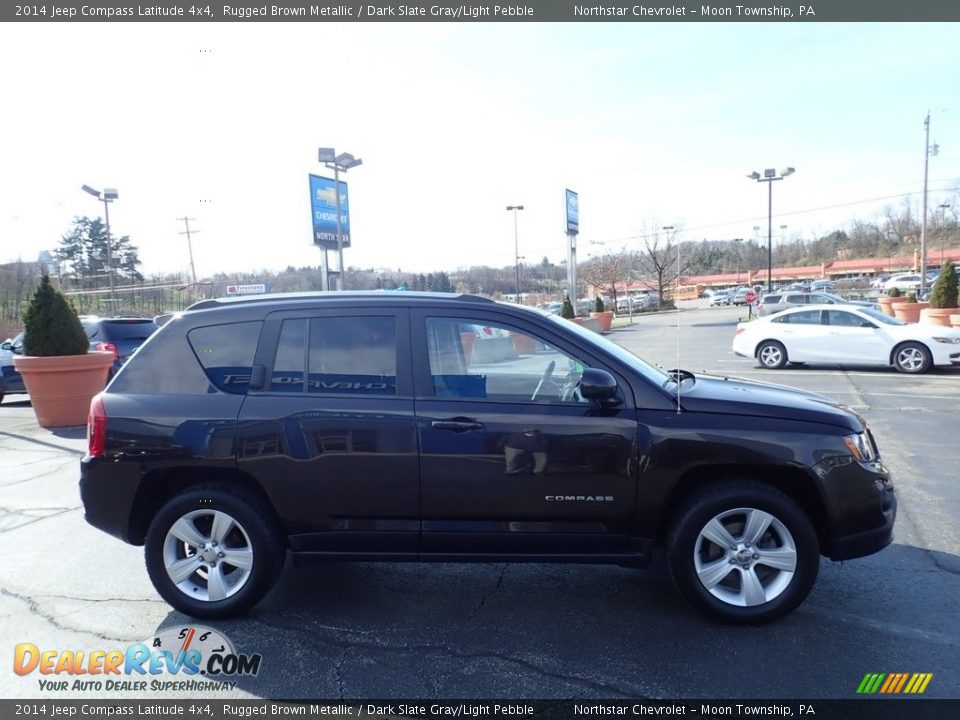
[431,419,484,432]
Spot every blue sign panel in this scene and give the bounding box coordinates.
[565,189,579,235]
[309,174,351,249]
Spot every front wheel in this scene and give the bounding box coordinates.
[145,486,284,619]
[892,342,932,374]
[667,483,819,624]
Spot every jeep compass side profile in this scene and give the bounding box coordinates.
[80,293,895,623]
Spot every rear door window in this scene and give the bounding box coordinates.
[774,310,822,325]
[308,316,397,395]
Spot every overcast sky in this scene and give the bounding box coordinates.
[1,22,958,279]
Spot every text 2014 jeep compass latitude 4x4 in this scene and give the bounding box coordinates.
[80,292,895,623]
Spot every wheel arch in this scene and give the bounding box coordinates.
[127,467,285,547]
[889,340,932,367]
[754,338,785,358]
[657,464,830,552]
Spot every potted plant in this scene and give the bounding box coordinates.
[878,287,901,316]
[590,296,614,332]
[921,261,959,326]
[13,274,113,427]
[560,296,582,324]
[891,292,927,323]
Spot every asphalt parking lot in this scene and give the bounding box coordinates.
[1,304,958,700]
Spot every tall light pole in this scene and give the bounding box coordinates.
[81,185,118,304]
[507,205,524,303]
[920,112,939,293]
[318,148,362,291]
[747,167,795,293]
[938,203,951,262]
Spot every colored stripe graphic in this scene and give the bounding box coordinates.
[857,673,932,694]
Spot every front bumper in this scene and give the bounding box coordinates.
[813,456,896,561]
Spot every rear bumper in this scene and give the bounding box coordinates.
[80,456,141,544]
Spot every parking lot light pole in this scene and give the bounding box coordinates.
[747,167,794,293]
[319,148,363,291]
[81,185,119,304]
[507,205,524,303]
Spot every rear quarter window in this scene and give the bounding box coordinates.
[188,322,264,394]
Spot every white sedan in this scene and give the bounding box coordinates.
[732,304,960,374]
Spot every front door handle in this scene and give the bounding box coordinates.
[431,419,484,432]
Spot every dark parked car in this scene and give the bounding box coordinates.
[80,292,895,624]
[0,332,27,404]
[80,316,159,375]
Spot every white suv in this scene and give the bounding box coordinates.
[882,273,923,293]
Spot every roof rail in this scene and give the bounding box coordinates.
[185,290,494,312]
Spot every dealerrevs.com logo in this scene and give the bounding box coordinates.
[13,626,261,693]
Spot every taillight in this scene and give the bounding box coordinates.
[88,394,107,457]
[96,342,120,361]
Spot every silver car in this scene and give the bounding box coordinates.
[756,291,875,317]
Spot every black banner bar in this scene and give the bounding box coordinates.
[1,700,959,719]
[3,0,960,23]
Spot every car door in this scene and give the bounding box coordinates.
[237,308,419,553]
[411,308,639,555]
[769,309,828,361]
[823,310,890,365]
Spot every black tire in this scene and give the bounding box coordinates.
[756,340,788,369]
[667,482,819,624]
[145,486,285,619]
[892,341,932,374]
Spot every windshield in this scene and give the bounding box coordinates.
[543,312,669,386]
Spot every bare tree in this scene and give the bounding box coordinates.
[580,252,630,307]
[636,226,683,305]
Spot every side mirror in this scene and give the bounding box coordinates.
[580,368,619,403]
[860,321,877,328]
[0,342,10,351]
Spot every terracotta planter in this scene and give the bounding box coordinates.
[509,332,537,356]
[891,301,928,323]
[951,314,960,329]
[920,307,959,327]
[569,317,584,325]
[589,310,614,332]
[878,296,900,316]
[13,352,113,428]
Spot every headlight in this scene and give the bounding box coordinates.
[933,337,960,344]
[843,433,878,462]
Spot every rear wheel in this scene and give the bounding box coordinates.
[892,342,932,374]
[756,341,788,369]
[145,486,284,619]
[667,482,819,624]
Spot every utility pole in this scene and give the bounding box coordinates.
[920,111,939,293]
[177,216,199,290]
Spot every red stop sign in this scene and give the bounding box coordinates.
[744,290,757,304]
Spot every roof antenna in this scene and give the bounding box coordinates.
[663,225,682,415]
